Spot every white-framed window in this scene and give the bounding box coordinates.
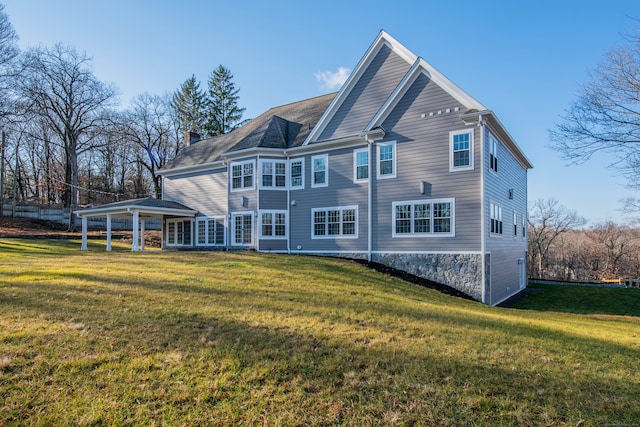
[522,214,527,239]
[312,154,328,188]
[260,210,287,239]
[311,206,358,239]
[196,217,226,246]
[392,199,454,237]
[513,210,518,237]
[166,218,193,246]
[377,141,396,179]
[490,202,503,236]
[232,212,254,246]
[449,129,474,171]
[489,132,498,173]
[289,158,304,190]
[230,160,255,191]
[353,148,369,183]
[260,159,287,189]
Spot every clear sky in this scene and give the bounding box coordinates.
[3,0,640,225]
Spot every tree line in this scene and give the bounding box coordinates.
[0,5,245,230]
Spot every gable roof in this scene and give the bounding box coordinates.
[161,93,336,173]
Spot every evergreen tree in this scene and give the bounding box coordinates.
[204,65,245,136]
[170,75,206,134]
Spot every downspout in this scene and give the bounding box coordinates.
[256,155,260,251]
[478,115,487,304]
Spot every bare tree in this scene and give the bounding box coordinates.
[528,198,586,278]
[120,93,179,199]
[583,221,639,280]
[17,44,117,229]
[549,27,640,191]
[0,3,19,118]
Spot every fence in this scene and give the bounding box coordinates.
[1,203,161,231]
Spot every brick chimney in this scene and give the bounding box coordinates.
[183,130,201,147]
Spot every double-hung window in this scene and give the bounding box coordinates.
[289,158,304,189]
[260,211,287,239]
[489,133,498,173]
[513,211,518,237]
[232,212,254,246]
[312,206,358,238]
[377,141,396,179]
[312,154,328,188]
[260,160,287,189]
[392,199,454,237]
[490,203,503,235]
[230,160,255,191]
[450,130,474,171]
[353,148,368,182]
[196,217,225,246]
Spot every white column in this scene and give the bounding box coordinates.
[106,214,112,251]
[132,210,139,252]
[81,216,88,251]
[140,219,145,251]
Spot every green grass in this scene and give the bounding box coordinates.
[1,239,639,426]
[513,282,640,316]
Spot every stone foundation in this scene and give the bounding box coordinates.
[371,253,483,301]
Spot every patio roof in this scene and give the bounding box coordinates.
[75,197,197,219]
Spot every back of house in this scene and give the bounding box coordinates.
[159,30,532,305]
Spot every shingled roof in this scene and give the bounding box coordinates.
[162,93,336,172]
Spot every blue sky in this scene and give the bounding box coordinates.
[3,0,640,224]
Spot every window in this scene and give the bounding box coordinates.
[513,211,518,237]
[312,154,328,188]
[354,148,368,182]
[312,206,358,238]
[166,219,192,246]
[290,158,304,190]
[392,199,454,237]
[196,217,225,246]
[260,160,287,189]
[230,160,254,191]
[522,214,526,238]
[450,130,474,171]
[490,203,503,235]
[232,212,254,245]
[377,141,396,179]
[489,133,498,173]
[260,211,287,239]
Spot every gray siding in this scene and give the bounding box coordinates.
[290,147,369,253]
[163,168,228,217]
[373,73,482,253]
[318,44,410,141]
[483,127,528,305]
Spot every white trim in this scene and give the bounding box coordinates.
[372,250,482,255]
[449,129,474,172]
[165,217,194,247]
[311,205,359,239]
[231,211,255,246]
[259,210,288,240]
[158,161,226,177]
[291,250,369,255]
[392,198,455,237]
[289,157,305,190]
[489,201,503,237]
[195,216,227,246]
[488,130,499,175]
[311,154,328,188]
[480,121,486,304]
[353,147,369,183]
[229,159,256,192]
[376,140,397,179]
[258,159,288,190]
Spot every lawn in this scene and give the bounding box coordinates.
[1,239,639,426]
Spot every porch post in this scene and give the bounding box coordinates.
[106,213,112,251]
[81,216,88,251]
[140,219,145,251]
[132,210,139,252]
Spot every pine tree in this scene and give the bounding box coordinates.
[204,65,245,136]
[170,75,206,134]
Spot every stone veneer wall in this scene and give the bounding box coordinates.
[372,253,483,301]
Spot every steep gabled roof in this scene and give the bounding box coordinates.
[161,93,336,173]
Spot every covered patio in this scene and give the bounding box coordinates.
[74,198,197,251]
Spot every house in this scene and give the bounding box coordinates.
[78,30,532,305]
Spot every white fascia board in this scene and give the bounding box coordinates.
[420,58,486,111]
[222,147,286,160]
[286,135,367,155]
[75,206,197,218]
[303,30,417,146]
[159,161,225,177]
